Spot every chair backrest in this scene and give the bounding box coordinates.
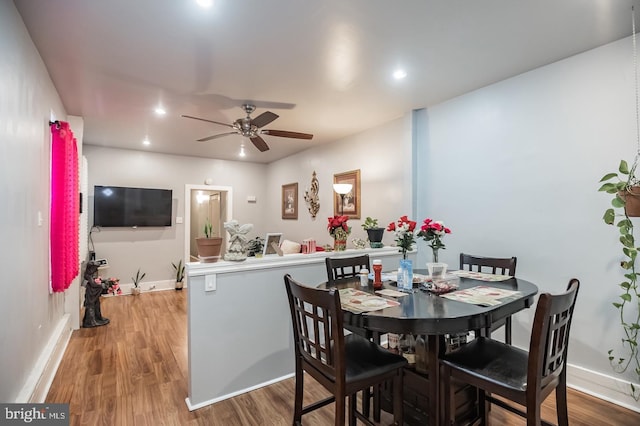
[528,279,580,394]
[459,253,517,276]
[325,254,370,284]
[284,274,345,382]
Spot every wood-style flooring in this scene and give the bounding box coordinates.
[46,290,640,425]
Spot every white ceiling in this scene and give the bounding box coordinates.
[14,0,640,163]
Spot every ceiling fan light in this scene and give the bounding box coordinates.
[196,0,213,8]
[393,69,407,80]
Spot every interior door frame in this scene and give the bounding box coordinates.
[184,184,233,264]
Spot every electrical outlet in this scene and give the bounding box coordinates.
[205,274,216,292]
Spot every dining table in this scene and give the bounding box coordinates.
[318,268,539,426]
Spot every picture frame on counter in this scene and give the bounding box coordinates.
[263,233,283,256]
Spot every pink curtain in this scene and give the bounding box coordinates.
[50,121,79,292]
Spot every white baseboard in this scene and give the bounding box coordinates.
[16,314,72,403]
[185,373,295,411]
[106,279,187,296]
[566,364,640,413]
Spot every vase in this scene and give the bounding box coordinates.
[334,237,347,251]
[427,262,447,280]
[432,248,439,263]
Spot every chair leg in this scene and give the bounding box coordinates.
[392,370,404,426]
[556,373,569,426]
[478,388,489,425]
[335,394,346,426]
[505,317,512,345]
[293,363,303,425]
[362,387,371,417]
[348,394,356,426]
[443,366,453,426]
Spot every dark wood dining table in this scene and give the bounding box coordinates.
[318,269,539,426]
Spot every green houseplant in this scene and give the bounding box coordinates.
[172,259,185,290]
[599,159,640,399]
[361,216,385,248]
[195,218,223,263]
[131,268,146,295]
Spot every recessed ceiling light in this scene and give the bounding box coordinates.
[393,69,407,80]
[154,106,166,116]
[143,137,151,146]
[239,144,246,157]
[196,0,213,8]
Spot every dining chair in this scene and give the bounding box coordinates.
[325,254,371,284]
[459,253,518,344]
[440,278,580,426]
[325,254,379,418]
[284,274,407,426]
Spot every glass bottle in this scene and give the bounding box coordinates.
[372,259,383,290]
[399,334,415,365]
[415,334,428,374]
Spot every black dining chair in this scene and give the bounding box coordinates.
[325,254,380,418]
[325,254,371,284]
[284,274,407,426]
[440,278,580,426]
[460,253,517,344]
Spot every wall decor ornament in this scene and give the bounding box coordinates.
[282,182,298,219]
[303,171,320,219]
[333,169,361,219]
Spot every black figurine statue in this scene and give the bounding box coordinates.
[82,261,110,328]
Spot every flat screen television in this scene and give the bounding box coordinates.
[93,185,172,227]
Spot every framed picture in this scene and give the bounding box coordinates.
[282,182,298,219]
[333,169,361,219]
[263,233,283,256]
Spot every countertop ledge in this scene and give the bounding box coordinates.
[186,247,414,276]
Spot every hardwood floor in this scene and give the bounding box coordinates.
[47,290,640,425]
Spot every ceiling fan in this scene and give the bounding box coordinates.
[182,104,313,152]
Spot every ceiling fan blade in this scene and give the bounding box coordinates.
[182,114,233,128]
[197,132,238,142]
[250,136,270,152]
[262,129,313,139]
[251,111,279,128]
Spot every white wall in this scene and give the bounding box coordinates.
[416,35,640,408]
[0,1,69,402]
[83,146,268,285]
[266,114,413,247]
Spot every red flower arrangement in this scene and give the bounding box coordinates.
[327,215,351,239]
[387,215,417,259]
[417,218,452,262]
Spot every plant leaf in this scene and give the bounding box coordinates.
[612,195,625,208]
[600,173,619,182]
[604,209,616,225]
[620,160,630,175]
[599,182,618,192]
[621,293,632,302]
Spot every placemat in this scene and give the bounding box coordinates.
[338,288,400,313]
[450,270,513,282]
[440,285,522,306]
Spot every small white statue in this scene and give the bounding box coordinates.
[223,220,254,261]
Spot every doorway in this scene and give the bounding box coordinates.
[184,185,233,262]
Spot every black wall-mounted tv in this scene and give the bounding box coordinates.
[93,185,172,227]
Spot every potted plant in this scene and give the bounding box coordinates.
[195,219,223,263]
[599,159,640,399]
[131,268,146,295]
[361,216,385,248]
[247,236,265,258]
[172,259,185,290]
